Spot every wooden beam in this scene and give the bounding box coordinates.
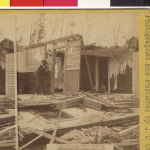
[84,97,103,110]
[25,127,71,144]
[19,134,44,150]
[51,97,84,110]
[25,34,82,49]
[19,101,53,107]
[51,44,56,94]
[95,56,99,91]
[0,114,15,124]
[118,124,139,137]
[0,125,16,136]
[84,92,115,107]
[50,111,62,144]
[47,113,139,137]
[108,58,110,93]
[63,41,68,95]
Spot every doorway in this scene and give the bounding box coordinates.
[99,57,108,92]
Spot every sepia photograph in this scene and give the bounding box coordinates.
[16,12,140,150]
[0,14,16,150]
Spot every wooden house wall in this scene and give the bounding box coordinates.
[18,46,52,94]
[5,54,16,97]
[63,40,82,95]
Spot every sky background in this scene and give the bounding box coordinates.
[0,12,138,48]
[0,14,15,41]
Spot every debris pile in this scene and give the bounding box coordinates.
[18,93,140,150]
[83,92,140,108]
[0,97,16,149]
[60,126,120,144]
[60,124,139,149]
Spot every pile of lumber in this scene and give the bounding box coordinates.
[60,126,120,144]
[0,113,15,149]
[60,123,139,148]
[0,125,16,149]
[84,93,140,109]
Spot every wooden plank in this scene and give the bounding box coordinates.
[84,97,103,110]
[85,92,115,107]
[0,125,16,136]
[25,34,82,49]
[52,97,84,110]
[19,101,53,107]
[0,140,15,147]
[25,127,71,144]
[51,44,56,94]
[77,104,87,112]
[118,124,139,136]
[29,111,51,123]
[50,111,62,144]
[95,56,99,92]
[19,134,44,150]
[0,114,15,124]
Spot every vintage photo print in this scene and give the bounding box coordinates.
[16,11,140,150]
[0,14,16,150]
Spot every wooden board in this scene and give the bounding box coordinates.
[84,97,103,110]
[52,97,84,110]
[25,127,71,144]
[63,39,82,95]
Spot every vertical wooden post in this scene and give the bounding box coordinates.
[132,52,136,95]
[51,44,56,94]
[63,40,68,95]
[108,58,110,93]
[5,54,9,96]
[95,56,99,92]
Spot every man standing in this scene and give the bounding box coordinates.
[34,60,49,95]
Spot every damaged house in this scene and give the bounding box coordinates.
[17,34,139,97]
[17,34,140,150]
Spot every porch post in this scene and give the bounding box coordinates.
[108,58,110,93]
[51,44,56,94]
[95,56,99,91]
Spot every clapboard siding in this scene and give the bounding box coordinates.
[6,53,16,97]
[64,39,82,95]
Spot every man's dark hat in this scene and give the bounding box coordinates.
[42,59,47,64]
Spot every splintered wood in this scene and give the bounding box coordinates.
[60,123,139,148]
[18,93,140,150]
[0,97,16,149]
